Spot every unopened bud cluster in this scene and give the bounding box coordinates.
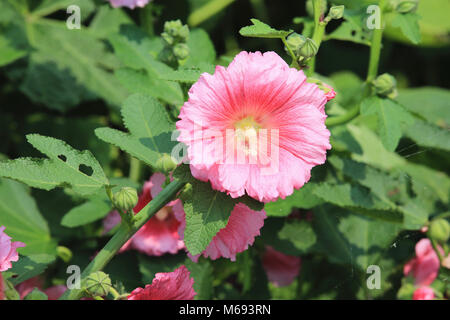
[285,33,318,64]
[372,73,398,99]
[161,20,190,64]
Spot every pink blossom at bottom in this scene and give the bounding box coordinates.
[413,286,435,300]
[0,226,25,272]
[176,51,331,203]
[262,246,301,287]
[179,203,266,261]
[403,238,443,286]
[103,173,185,256]
[128,265,196,300]
[108,0,151,9]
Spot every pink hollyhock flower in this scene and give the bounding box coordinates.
[128,265,196,300]
[108,0,151,9]
[178,203,266,261]
[413,286,435,300]
[103,173,185,256]
[176,51,331,203]
[0,226,25,272]
[403,238,443,286]
[262,246,301,287]
[15,277,66,300]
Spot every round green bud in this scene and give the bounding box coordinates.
[328,5,345,20]
[156,154,178,173]
[396,0,418,13]
[173,43,190,61]
[285,33,307,56]
[163,19,189,44]
[306,0,328,18]
[428,219,450,243]
[298,38,318,60]
[84,271,112,297]
[372,73,398,98]
[113,187,138,212]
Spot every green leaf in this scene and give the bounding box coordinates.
[404,119,450,152]
[265,183,323,217]
[61,198,111,228]
[313,182,402,223]
[3,254,56,286]
[0,134,109,196]
[312,207,400,271]
[32,0,94,19]
[23,21,128,110]
[115,68,184,106]
[278,220,317,253]
[185,259,214,300]
[326,9,372,46]
[361,96,415,151]
[0,178,56,255]
[24,288,48,300]
[0,24,28,66]
[183,181,236,255]
[159,64,215,84]
[185,29,216,67]
[390,13,421,45]
[108,30,184,105]
[397,87,450,127]
[95,94,176,169]
[239,18,292,39]
[88,4,133,39]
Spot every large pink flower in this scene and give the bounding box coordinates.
[403,238,443,286]
[176,51,331,203]
[413,286,435,300]
[178,203,266,261]
[128,265,196,300]
[0,226,25,272]
[103,173,185,256]
[262,246,301,287]
[108,0,151,9]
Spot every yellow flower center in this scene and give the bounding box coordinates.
[234,117,261,156]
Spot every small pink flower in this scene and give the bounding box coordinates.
[262,246,301,287]
[176,51,331,203]
[403,238,443,286]
[103,173,185,256]
[413,286,435,300]
[178,203,266,261]
[108,0,151,9]
[0,226,25,272]
[128,265,196,300]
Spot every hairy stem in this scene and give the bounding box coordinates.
[306,0,326,76]
[59,179,186,300]
[129,157,142,183]
[139,4,154,36]
[188,0,236,27]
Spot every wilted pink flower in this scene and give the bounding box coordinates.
[0,226,25,272]
[103,173,185,256]
[403,238,443,286]
[413,286,435,300]
[177,51,331,203]
[108,0,151,9]
[128,265,196,300]
[178,203,266,261]
[15,277,66,300]
[262,246,301,287]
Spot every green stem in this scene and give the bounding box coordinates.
[325,0,385,127]
[139,4,154,36]
[306,0,327,76]
[431,238,444,265]
[59,179,186,300]
[188,0,236,27]
[129,157,142,183]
